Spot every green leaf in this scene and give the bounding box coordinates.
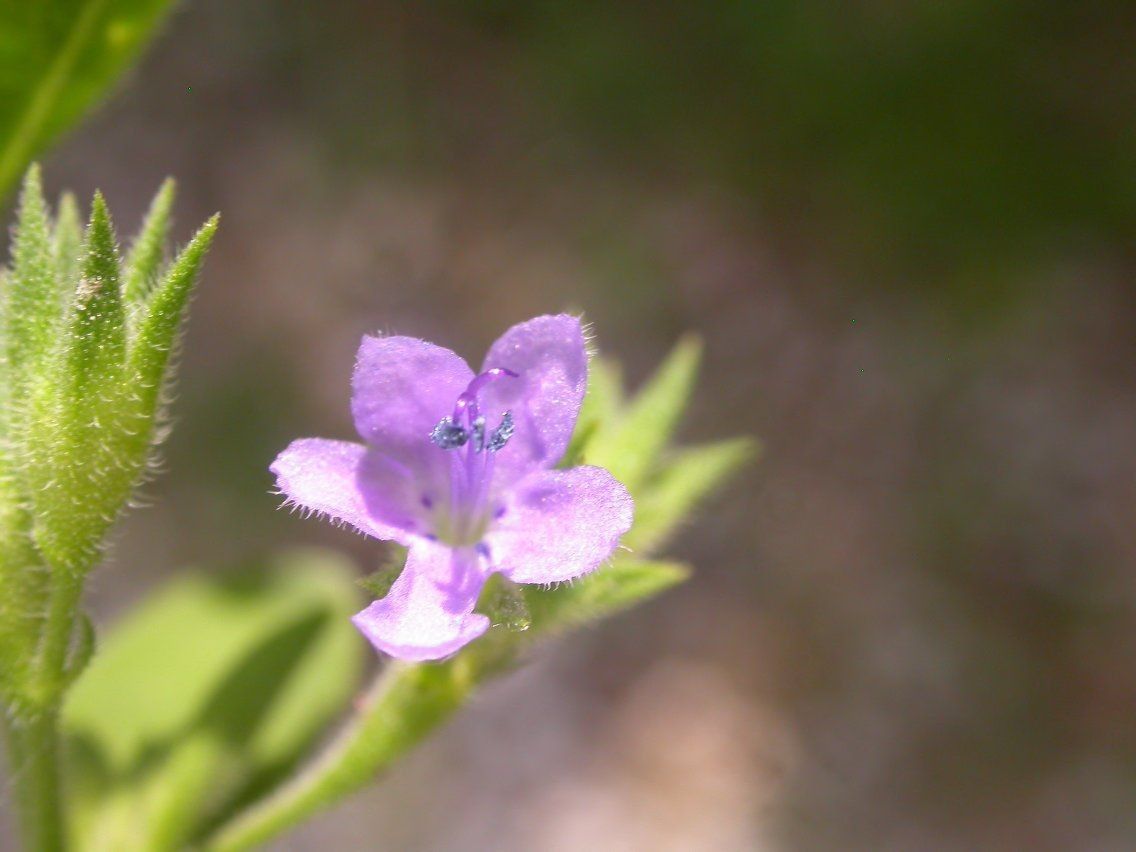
[587,336,701,491]
[0,0,178,200]
[62,549,365,852]
[624,437,758,554]
[123,178,175,306]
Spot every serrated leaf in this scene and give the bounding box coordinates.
[0,0,178,200]
[587,336,701,491]
[123,178,175,306]
[624,437,758,554]
[63,549,365,852]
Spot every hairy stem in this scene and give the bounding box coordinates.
[0,564,87,852]
[3,707,65,852]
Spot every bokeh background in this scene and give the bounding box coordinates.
[12,1,1136,848]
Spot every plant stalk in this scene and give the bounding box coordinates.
[3,707,65,852]
[203,658,487,852]
[1,568,86,852]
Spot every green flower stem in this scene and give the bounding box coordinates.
[3,707,65,852]
[3,569,87,852]
[203,658,490,852]
[204,561,690,852]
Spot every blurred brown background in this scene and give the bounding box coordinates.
[22,1,1136,849]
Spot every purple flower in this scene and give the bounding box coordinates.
[271,315,633,661]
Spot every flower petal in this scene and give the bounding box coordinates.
[484,466,633,584]
[351,542,490,661]
[351,334,474,453]
[271,439,418,544]
[479,314,587,484]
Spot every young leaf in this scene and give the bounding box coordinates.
[587,336,702,491]
[123,178,175,306]
[624,437,758,554]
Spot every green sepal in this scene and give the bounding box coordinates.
[624,437,758,553]
[478,574,532,633]
[68,192,128,387]
[26,192,129,571]
[127,214,218,427]
[123,178,175,306]
[567,356,622,465]
[523,558,689,634]
[53,191,83,297]
[586,336,701,491]
[357,545,408,599]
[6,165,57,407]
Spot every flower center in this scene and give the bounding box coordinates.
[429,367,517,453]
[426,368,518,547]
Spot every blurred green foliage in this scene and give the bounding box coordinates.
[62,550,364,852]
[0,0,175,199]
[434,1,1135,315]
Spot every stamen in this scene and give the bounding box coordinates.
[470,415,486,452]
[431,369,520,453]
[486,410,515,452]
[430,417,468,449]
